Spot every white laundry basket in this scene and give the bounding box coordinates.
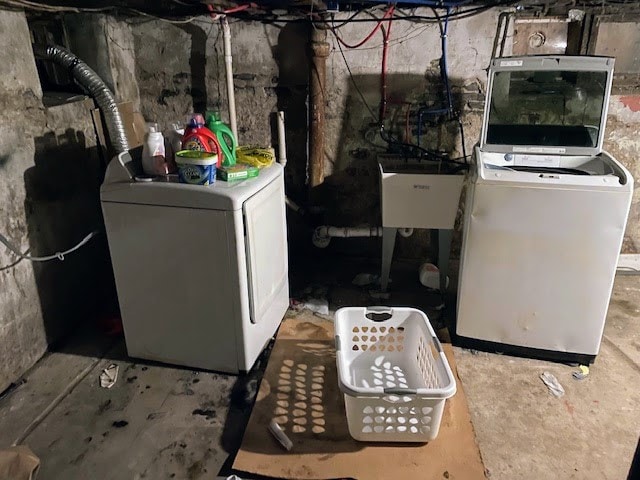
[335,306,456,442]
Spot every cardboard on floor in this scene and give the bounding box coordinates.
[233,318,486,480]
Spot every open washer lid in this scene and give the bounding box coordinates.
[480,55,614,156]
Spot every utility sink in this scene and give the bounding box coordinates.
[378,155,465,229]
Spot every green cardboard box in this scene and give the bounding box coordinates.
[218,163,260,182]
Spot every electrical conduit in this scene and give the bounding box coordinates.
[207,5,238,140]
[277,111,287,167]
[221,16,238,141]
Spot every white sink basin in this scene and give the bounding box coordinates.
[378,155,465,229]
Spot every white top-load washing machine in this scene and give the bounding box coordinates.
[101,150,289,373]
[456,56,634,363]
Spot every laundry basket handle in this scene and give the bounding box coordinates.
[383,387,418,395]
[365,306,393,322]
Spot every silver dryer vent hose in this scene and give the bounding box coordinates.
[33,44,129,154]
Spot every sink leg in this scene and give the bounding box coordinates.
[380,228,397,292]
[437,229,453,294]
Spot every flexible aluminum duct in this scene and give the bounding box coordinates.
[33,44,129,153]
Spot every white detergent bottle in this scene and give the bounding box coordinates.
[419,262,449,290]
[142,123,167,176]
[164,122,185,173]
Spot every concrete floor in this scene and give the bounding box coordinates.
[0,269,638,479]
[456,275,640,480]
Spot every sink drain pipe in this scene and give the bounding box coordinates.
[33,44,129,154]
[313,226,413,248]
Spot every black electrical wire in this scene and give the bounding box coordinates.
[330,8,369,28]
[392,2,498,21]
[380,124,468,170]
[326,3,468,168]
[458,118,468,164]
[381,125,469,168]
[329,11,462,166]
[8,0,638,21]
[330,16,379,122]
[232,0,522,26]
[428,6,453,113]
[413,5,469,166]
[390,4,469,166]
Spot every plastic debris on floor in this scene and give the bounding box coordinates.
[290,285,330,316]
[540,371,565,397]
[268,419,293,451]
[99,364,119,389]
[290,298,329,315]
[572,365,590,380]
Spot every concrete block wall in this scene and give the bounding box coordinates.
[65,14,141,109]
[605,97,640,252]
[0,10,135,392]
[0,10,49,393]
[132,20,285,163]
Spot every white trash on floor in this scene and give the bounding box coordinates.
[99,364,119,389]
[540,371,565,397]
[335,306,456,442]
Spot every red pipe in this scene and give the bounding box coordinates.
[223,3,252,14]
[333,5,394,49]
[207,3,253,19]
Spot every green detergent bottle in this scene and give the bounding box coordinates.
[206,111,237,167]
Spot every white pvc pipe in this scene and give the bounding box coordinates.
[285,197,304,214]
[312,225,382,248]
[313,226,383,248]
[276,110,299,213]
[221,16,238,141]
[277,111,287,167]
[312,226,414,247]
[315,226,414,239]
[317,226,383,238]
